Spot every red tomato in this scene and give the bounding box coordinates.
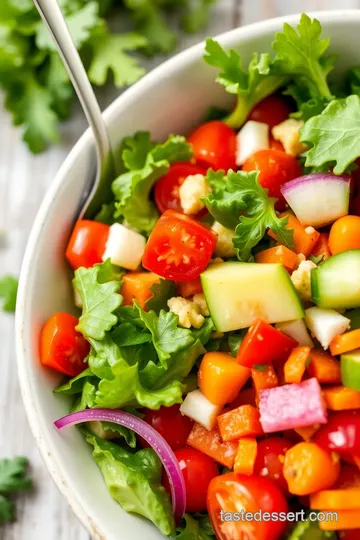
[249,96,292,129]
[207,473,288,540]
[242,150,302,210]
[254,437,293,495]
[142,405,193,450]
[188,121,237,171]
[40,312,89,377]
[269,138,285,152]
[142,210,216,281]
[66,220,109,270]
[163,448,218,512]
[315,410,360,456]
[154,162,207,214]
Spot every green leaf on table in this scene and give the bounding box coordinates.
[85,433,174,536]
[44,53,73,120]
[0,275,18,312]
[301,95,360,174]
[181,0,216,33]
[0,457,32,493]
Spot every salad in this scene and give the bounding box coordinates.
[39,13,360,540]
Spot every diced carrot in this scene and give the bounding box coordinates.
[121,272,160,309]
[311,232,331,261]
[251,365,278,405]
[284,346,311,384]
[294,424,321,441]
[254,245,298,271]
[199,352,251,407]
[227,387,256,410]
[310,488,360,510]
[269,213,320,257]
[176,278,202,298]
[217,405,263,442]
[187,423,238,468]
[307,350,341,384]
[330,329,360,356]
[319,510,360,531]
[323,386,360,410]
[234,438,257,475]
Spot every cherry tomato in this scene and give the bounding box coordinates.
[207,473,288,540]
[188,121,237,171]
[154,162,207,214]
[142,210,216,281]
[142,405,193,450]
[248,95,292,129]
[40,312,89,377]
[163,448,218,512]
[66,220,110,270]
[315,410,360,456]
[242,149,302,210]
[254,437,293,495]
[328,215,360,254]
[269,138,285,152]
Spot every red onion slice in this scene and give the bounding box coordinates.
[55,408,186,522]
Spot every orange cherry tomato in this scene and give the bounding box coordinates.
[188,121,237,171]
[283,442,340,495]
[207,473,288,540]
[242,149,302,210]
[249,95,292,129]
[66,220,109,270]
[328,215,360,255]
[40,312,89,377]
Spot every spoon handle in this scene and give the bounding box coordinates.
[33,0,113,217]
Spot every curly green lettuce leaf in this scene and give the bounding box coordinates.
[54,368,95,395]
[176,513,215,539]
[348,66,360,96]
[145,278,177,314]
[112,133,192,233]
[74,261,123,340]
[0,275,18,312]
[85,433,174,536]
[204,38,288,128]
[300,95,360,174]
[71,380,97,412]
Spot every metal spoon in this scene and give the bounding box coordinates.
[33,0,114,218]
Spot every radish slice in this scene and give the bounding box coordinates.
[281,173,351,227]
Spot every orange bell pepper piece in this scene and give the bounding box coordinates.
[217,405,263,442]
[310,488,360,510]
[268,213,320,257]
[121,272,160,309]
[176,277,203,298]
[284,346,311,384]
[234,438,257,475]
[319,510,360,531]
[330,329,360,356]
[310,232,331,261]
[323,386,360,410]
[187,423,238,468]
[307,350,341,384]
[198,352,251,406]
[254,245,298,271]
[251,365,278,405]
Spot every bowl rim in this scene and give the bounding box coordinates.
[15,9,360,539]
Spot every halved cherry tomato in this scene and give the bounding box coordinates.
[254,437,293,495]
[315,410,360,457]
[154,162,207,214]
[329,215,360,255]
[40,312,89,377]
[163,448,218,512]
[142,210,216,281]
[242,149,302,210]
[249,95,292,129]
[207,473,288,540]
[142,405,193,450]
[66,220,109,270]
[188,121,237,171]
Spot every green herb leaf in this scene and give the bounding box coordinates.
[0,275,18,312]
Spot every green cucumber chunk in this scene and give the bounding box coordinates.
[201,262,304,332]
[341,348,360,391]
[311,250,360,309]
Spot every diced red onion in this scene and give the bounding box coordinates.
[55,408,186,522]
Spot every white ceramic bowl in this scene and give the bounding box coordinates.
[16,10,360,539]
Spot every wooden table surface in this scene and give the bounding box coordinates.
[1,1,359,538]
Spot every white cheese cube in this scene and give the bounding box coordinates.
[276,319,314,347]
[236,121,269,166]
[102,223,146,270]
[211,221,236,258]
[305,306,350,350]
[180,389,223,430]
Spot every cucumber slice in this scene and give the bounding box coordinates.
[311,250,360,309]
[341,349,360,391]
[201,262,304,332]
